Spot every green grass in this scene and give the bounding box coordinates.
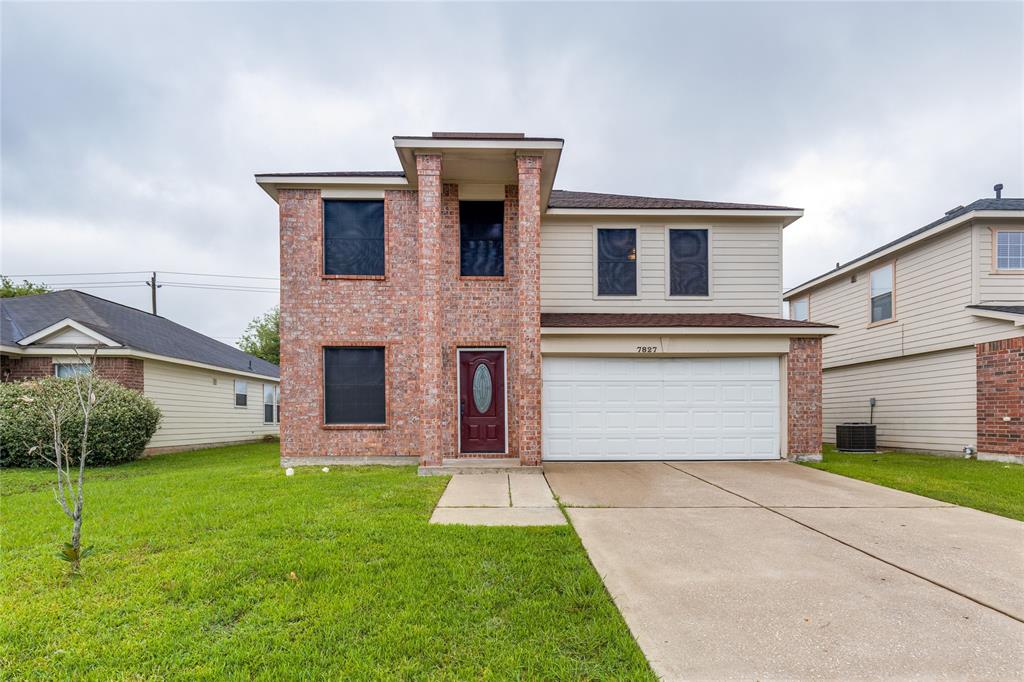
[0,444,653,680]
[804,445,1024,521]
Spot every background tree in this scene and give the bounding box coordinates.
[0,275,48,297]
[238,306,280,366]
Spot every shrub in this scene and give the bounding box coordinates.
[0,377,161,467]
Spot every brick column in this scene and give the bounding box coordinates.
[976,336,1023,458]
[516,154,543,466]
[787,337,823,461]
[416,153,444,466]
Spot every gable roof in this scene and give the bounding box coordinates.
[785,197,1024,298]
[540,312,835,329]
[1,290,279,378]
[547,190,799,212]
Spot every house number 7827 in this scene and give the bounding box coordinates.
[636,346,658,353]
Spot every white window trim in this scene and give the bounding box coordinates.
[234,380,248,408]
[789,295,809,321]
[53,359,92,377]
[868,261,896,326]
[664,225,713,300]
[592,225,641,300]
[992,228,1024,272]
[263,383,277,424]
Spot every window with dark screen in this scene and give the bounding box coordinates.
[323,200,385,276]
[460,201,504,277]
[323,347,386,425]
[596,228,637,296]
[668,229,709,296]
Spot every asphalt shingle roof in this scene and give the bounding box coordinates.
[548,190,799,211]
[967,304,1024,316]
[540,313,834,328]
[0,290,279,378]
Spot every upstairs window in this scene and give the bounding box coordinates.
[324,347,386,425]
[234,380,248,407]
[790,297,809,321]
[323,200,385,276]
[596,228,637,296]
[668,228,709,297]
[460,201,504,277]
[869,263,894,323]
[995,230,1024,270]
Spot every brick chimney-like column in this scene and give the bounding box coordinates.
[417,153,444,466]
[516,154,544,466]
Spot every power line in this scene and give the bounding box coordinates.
[7,269,279,280]
[6,270,151,277]
[158,271,279,281]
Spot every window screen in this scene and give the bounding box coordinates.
[234,380,248,407]
[668,229,709,296]
[460,201,504,277]
[870,264,894,322]
[597,228,637,296]
[324,347,386,424]
[323,200,385,276]
[996,231,1024,270]
[264,384,275,423]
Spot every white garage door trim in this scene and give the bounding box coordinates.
[542,356,781,461]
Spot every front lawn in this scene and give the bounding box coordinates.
[804,446,1024,521]
[0,444,652,679]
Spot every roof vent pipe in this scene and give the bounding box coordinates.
[994,183,1003,199]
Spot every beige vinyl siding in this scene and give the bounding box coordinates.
[144,359,279,449]
[823,347,976,453]
[976,221,1024,303]
[809,224,1021,369]
[540,218,783,315]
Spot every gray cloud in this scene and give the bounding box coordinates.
[3,2,1021,341]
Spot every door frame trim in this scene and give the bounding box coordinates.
[456,347,509,455]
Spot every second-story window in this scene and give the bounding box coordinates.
[995,230,1024,270]
[460,201,504,277]
[869,263,894,323]
[790,297,809,321]
[323,200,385,277]
[668,228,709,296]
[596,228,637,296]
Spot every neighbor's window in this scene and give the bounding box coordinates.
[323,200,385,276]
[869,263,894,323]
[460,201,504,277]
[668,228,709,296]
[996,230,1024,270]
[790,297,809,321]
[324,347,385,425]
[54,362,91,378]
[597,228,637,296]
[234,380,248,407]
[275,385,281,423]
[263,384,276,424]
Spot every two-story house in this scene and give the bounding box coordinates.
[784,192,1024,461]
[257,132,835,472]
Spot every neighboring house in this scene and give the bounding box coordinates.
[784,193,1024,461]
[256,131,835,472]
[1,290,280,453]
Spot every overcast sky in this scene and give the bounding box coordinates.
[3,1,1021,344]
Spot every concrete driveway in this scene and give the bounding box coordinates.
[545,461,1024,681]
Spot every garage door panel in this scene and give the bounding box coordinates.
[543,356,780,461]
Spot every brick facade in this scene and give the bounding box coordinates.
[786,337,823,460]
[976,336,1024,456]
[0,354,143,391]
[279,155,546,466]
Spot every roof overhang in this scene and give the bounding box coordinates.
[541,326,837,336]
[784,209,1024,299]
[393,136,564,209]
[545,207,803,225]
[17,318,122,347]
[967,307,1024,327]
[255,174,410,202]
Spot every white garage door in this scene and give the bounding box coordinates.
[542,356,780,461]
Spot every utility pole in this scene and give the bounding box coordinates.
[146,272,161,315]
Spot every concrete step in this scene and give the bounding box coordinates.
[418,458,543,476]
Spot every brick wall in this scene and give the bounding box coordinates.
[278,155,546,466]
[0,354,143,391]
[787,337,823,460]
[976,336,1024,456]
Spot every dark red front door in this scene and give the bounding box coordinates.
[459,350,506,453]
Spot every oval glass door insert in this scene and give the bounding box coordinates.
[472,363,493,413]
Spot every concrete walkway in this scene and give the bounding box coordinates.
[546,460,1024,681]
[430,473,566,526]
